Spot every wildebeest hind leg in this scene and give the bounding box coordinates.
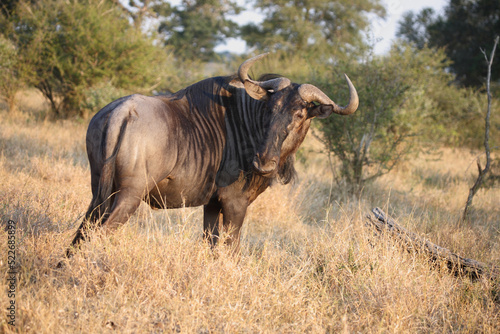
[65,192,115,258]
[62,189,140,264]
[99,189,142,234]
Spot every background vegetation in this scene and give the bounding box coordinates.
[397,0,500,87]
[1,0,499,332]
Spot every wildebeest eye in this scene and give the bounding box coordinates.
[295,111,305,120]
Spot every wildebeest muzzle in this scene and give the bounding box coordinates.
[252,153,279,176]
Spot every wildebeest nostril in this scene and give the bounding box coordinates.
[253,156,278,174]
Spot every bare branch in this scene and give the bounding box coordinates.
[462,36,499,221]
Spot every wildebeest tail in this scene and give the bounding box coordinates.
[95,117,129,220]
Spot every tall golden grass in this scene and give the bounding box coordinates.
[1,93,499,333]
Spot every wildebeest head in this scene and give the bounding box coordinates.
[238,53,359,180]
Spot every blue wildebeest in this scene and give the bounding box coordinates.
[66,53,358,256]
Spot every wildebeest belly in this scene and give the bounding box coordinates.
[146,172,217,209]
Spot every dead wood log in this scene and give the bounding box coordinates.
[366,207,499,280]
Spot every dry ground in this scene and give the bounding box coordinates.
[0,92,499,333]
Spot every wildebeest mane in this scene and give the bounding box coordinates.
[178,76,263,188]
[179,74,297,188]
[277,155,297,185]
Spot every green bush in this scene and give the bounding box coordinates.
[0,34,24,112]
[4,0,166,118]
[313,44,453,194]
[310,42,499,194]
[80,82,128,117]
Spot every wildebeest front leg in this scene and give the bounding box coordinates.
[203,195,248,253]
[203,196,223,247]
[220,198,248,254]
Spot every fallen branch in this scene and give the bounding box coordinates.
[366,207,499,280]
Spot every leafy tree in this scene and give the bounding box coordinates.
[0,0,19,17]
[110,0,159,30]
[391,43,499,150]
[397,0,500,87]
[4,0,165,117]
[0,34,26,112]
[157,0,241,61]
[241,0,386,60]
[396,8,436,50]
[315,44,449,195]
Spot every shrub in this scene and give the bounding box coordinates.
[0,34,24,112]
[5,0,166,118]
[314,44,452,195]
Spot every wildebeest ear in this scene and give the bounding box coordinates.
[307,104,333,119]
[244,81,270,101]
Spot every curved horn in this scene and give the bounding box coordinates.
[238,53,269,83]
[298,74,359,115]
[238,53,291,100]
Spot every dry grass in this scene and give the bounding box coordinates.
[1,97,499,333]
